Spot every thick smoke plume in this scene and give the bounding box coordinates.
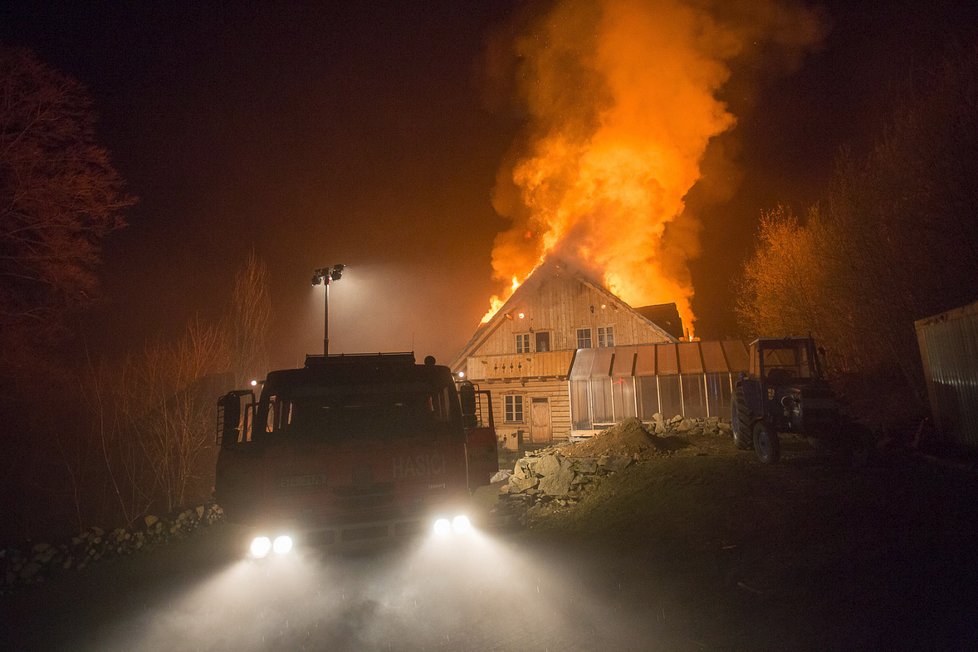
[484,0,823,330]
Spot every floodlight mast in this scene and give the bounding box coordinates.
[311,264,345,355]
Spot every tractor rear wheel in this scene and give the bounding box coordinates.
[753,421,781,464]
[732,387,752,450]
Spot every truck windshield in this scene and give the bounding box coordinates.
[260,382,458,440]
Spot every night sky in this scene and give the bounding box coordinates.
[2,0,975,368]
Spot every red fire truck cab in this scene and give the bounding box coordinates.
[215,353,497,557]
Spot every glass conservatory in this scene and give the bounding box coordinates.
[568,340,749,435]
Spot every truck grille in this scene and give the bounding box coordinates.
[306,517,424,546]
[331,482,396,510]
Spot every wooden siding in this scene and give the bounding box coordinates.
[453,263,679,448]
[468,271,672,358]
[478,378,571,444]
[463,350,574,381]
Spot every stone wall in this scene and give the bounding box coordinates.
[1,504,224,593]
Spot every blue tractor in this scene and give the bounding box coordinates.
[731,337,870,464]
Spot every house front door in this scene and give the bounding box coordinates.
[530,398,551,444]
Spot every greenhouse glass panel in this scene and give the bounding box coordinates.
[678,342,704,373]
[612,376,637,419]
[634,346,656,376]
[659,375,683,419]
[681,374,707,418]
[657,344,679,375]
[637,376,659,420]
[700,340,729,373]
[570,379,591,430]
[592,377,614,424]
[706,372,732,418]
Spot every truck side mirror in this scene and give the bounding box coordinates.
[459,381,478,429]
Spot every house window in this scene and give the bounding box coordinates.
[535,331,551,352]
[504,395,524,422]
[598,326,615,347]
[515,333,530,353]
[577,328,592,349]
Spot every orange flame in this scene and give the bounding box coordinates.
[482,0,823,333]
[481,275,525,323]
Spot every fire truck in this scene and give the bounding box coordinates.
[215,353,497,557]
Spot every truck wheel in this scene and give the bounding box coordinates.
[753,422,781,464]
[732,388,752,450]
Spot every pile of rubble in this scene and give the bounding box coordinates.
[1,503,224,593]
[496,415,730,512]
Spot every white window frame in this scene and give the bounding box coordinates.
[504,395,524,422]
[598,326,615,347]
[577,328,592,349]
[515,333,530,353]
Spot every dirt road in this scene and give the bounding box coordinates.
[3,434,976,650]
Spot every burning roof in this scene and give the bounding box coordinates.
[452,258,678,370]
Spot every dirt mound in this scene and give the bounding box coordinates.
[562,417,664,459]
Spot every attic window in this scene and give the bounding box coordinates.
[535,331,550,352]
[515,333,530,354]
[577,328,592,349]
[598,326,615,347]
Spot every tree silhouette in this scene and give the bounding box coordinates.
[737,47,978,424]
[0,47,135,339]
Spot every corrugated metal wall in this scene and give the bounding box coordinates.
[916,300,978,449]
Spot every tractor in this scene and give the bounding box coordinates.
[731,337,870,465]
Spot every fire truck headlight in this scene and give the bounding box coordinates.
[433,518,452,537]
[273,534,293,555]
[250,536,272,558]
[451,515,472,534]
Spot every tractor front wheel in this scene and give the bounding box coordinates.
[753,422,781,464]
[732,387,752,450]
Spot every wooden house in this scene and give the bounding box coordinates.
[450,260,679,448]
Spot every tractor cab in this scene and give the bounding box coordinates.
[749,337,823,386]
[733,336,851,464]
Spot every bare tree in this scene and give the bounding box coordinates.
[0,47,135,338]
[7,251,272,537]
[79,351,154,528]
[0,48,135,540]
[737,47,978,422]
[130,319,230,512]
[226,251,271,387]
